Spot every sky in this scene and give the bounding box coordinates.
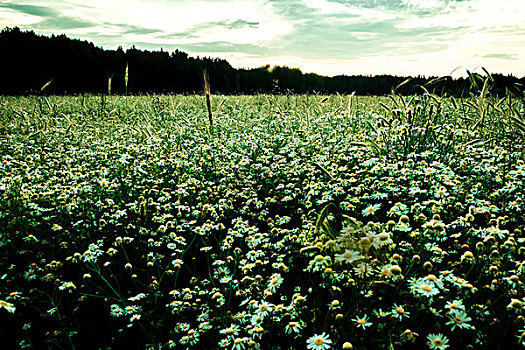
[1,0,524,77]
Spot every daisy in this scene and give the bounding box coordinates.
[129,314,141,322]
[306,332,332,350]
[284,321,303,334]
[267,273,283,292]
[391,304,410,320]
[254,301,273,318]
[219,324,239,336]
[0,300,15,314]
[446,309,473,330]
[232,337,248,350]
[353,263,374,278]
[334,250,363,264]
[362,204,381,216]
[412,280,440,297]
[444,299,465,312]
[110,304,124,317]
[353,314,372,329]
[427,333,450,349]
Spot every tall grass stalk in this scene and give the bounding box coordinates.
[107,75,113,95]
[125,62,129,95]
[203,69,213,132]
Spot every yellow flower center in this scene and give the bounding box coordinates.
[358,319,366,325]
[426,274,437,281]
[421,284,432,292]
[434,339,443,346]
[396,307,405,314]
[454,317,462,324]
[314,337,324,345]
[342,251,353,259]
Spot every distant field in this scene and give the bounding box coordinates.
[0,93,524,349]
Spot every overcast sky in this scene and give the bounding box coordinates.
[2,0,524,77]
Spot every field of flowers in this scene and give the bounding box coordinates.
[0,93,524,349]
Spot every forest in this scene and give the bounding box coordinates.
[1,27,524,96]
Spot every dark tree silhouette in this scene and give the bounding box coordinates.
[1,27,524,96]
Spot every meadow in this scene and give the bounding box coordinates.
[0,89,524,349]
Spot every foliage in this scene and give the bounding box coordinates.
[0,93,524,350]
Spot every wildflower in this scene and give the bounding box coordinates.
[334,250,363,264]
[285,321,303,334]
[7,292,22,300]
[373,308,391,318]
[427,333,450,349]
[219,324,239,336]
[353,315,372,329]
[507,298,523,312]
[218,338,230,348]
[329,299,341,310]
[232,337,248,350]
[129,314,141,322]
[306,332,333,350]
[124,305,142,315]
[128,293,146,301]
[446,309,474,330]
[220,276,232,284]
[391,304,410,320]
[199,321,212,330]
[0,300,16,314]
[445,300,465,312]
[24,269,37,281]
[403,329,418,343]
[354,263,374,278]
[267,273,283,292]
[412,280,440,297]
[362,204,381,216]
[58,281,76,291]
[254,301,272,317]
[110,304,124,317]
[390,265,402,275]
[395,222,411,232]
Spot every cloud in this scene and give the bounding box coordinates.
[0,3,58,17]
[481,53,518,60]
[261,0,462,61]
[120,25,164,36]
[0,0,524,76]
[0,2,95,30]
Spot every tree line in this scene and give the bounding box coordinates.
[1,27,524,96]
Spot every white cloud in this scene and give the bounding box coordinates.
[0,8,42,26]
[303,0,398,20]
[1,0,524,76]
[2,0,293,45]
[399,0,525,29]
